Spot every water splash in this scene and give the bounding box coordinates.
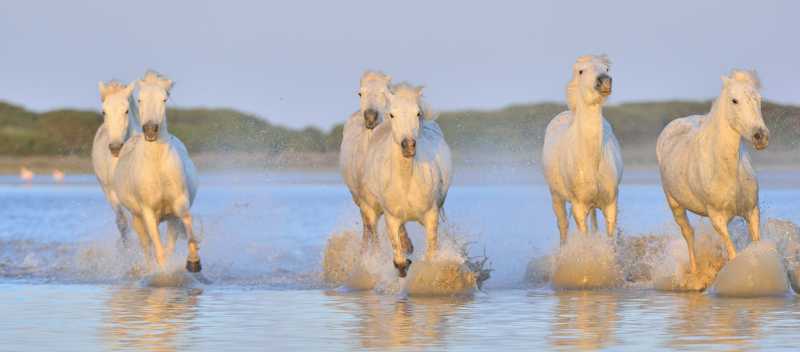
[549,232,622,290]
[710,240,790,297]
[321,226,491,295]
[526,218,800,294]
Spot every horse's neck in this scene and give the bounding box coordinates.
[699,98,741,173]
[570,101,603,166]
[388,142,414,185]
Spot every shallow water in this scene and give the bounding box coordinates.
[1,169,799,351]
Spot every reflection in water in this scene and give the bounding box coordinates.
[548,291,619,350]
[326,291,470,349]
[101,287,200,352]
[665,293,793,351]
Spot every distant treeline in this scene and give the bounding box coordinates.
[0,100,797,158]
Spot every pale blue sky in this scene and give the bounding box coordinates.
[0,0,796,129]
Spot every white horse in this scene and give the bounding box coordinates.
[657,70,768,273]
[92,81,140,244]
[340,71,412,253]
[113,71,201,272]
[542,55,623,245]
[363,83,452,277]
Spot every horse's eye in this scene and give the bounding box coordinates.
[732,98,739,105]
[389,113,394,119]
[416,112,422,117]
[137,99,142,103]
[125,110,129,114]
[358,92,362,97]
[579,70,584,75]
[162,99,167,103]
[102,110,106,116]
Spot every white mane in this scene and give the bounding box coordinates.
[390,83,439,121]
[566,54,611,112]
[361,70,391,85]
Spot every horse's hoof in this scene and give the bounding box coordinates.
[394,259,412,278]
[186,259,202,273]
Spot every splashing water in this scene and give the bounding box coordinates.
[549,232,622,290]
[526,217,800,294]
[710,240,790,297]
[321,226,491,296]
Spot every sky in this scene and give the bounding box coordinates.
[0,0,796,129]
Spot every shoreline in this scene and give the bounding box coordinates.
[3,148,799,175]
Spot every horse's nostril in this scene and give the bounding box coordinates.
[401,140,408,149]
[754,132,763,141]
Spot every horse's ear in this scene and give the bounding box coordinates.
[385,75,393,83]
[98,81,108,101]
[123,82,136,96]
[720,75,730,86]
[415,86,425,97]
[161,79,175,92]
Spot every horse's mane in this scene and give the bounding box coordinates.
[566,54,611,111]
[102,80,129,95]
[361,70,391,85]
[390,83,439,121]
[140,70,174,89]
[727,69,761,90]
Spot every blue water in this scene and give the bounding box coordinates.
[0,169,798,351]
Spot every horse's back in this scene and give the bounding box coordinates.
[541,111,572,196]
[167,135,198,205]
[656,115,702,164]
[339,111,369,200]
[599,118,623,192]
[91,125,112,188]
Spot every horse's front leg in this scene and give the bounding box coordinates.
[745,206,761,242]
[666,194,697,273]
[142,210,168,270]
[571,202,591,235]
[422,208,439,261]
[131,215,153,271]
[709,209,736,261]
[602,200,618,238]
[179,211,201,273]
[385,214,410,277]
[550,192,569,245]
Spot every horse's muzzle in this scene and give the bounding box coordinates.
[364,109,379,130]
[753,128,769,150]
[401,138,416,158]
[143,123,159,142]
[108,142,123,157]
[595,74,613,96]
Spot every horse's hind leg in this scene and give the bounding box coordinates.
[709,209,736,261]
[745,207,761,242]
[590,209,599,234]
[165,218,184,259]
[109,193,129,246]
[666,194,697,273]
[550,194,569,245]
[360,206,380,252]
[602,201,618,238]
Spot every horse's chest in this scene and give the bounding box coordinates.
[383,178,434,218]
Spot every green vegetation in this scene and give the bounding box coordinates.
[0,100,797,160]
